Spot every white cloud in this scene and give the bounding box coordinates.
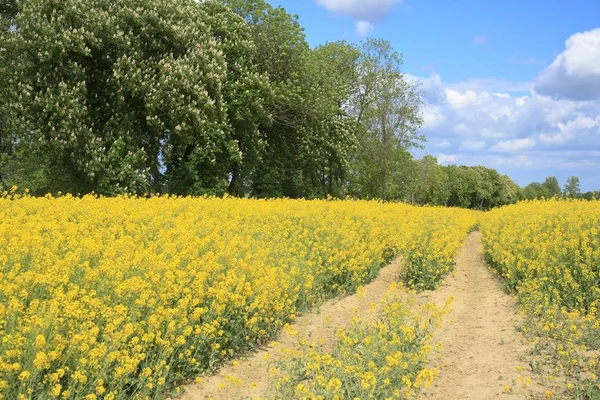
[410,30,600,191]
[489,155,534,167]
[560,115,598,132]
[459,140,486,151]
[445,89,478,108]
[355,20,374,37]
[452,123,469,134]
[539,116,599,145]
[491,138,536,152]
[515,96,527,107]
[539,131,571,145]
[316,0,403,22]
[481,128,506,138]
[473,34,487,45]
[422,104,446,128]
[535,28,600,100]
[437,153,461,164]
[449,78,532,94]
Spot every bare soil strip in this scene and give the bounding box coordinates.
[178,257,404,400]
[420,232,546,399]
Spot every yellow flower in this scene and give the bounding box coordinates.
[0,195,480,397]
[18,371,31,381]
[50,384,62,398]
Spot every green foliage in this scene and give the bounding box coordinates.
[347,38,424,201]
[563,175,581,197]
[522,176,587,200]
[409,155,449,206]
[4,0,233,194]
[1,0,528,208]
[442,165,520,210]
[272,290,447,399]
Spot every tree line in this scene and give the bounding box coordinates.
[0,0,423,199]
[1,0,593,209]
[522,176,598,201]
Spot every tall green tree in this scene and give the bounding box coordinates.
[4,0,241,195]
[498,174,521,205]
[348,38,424,201]
[179,1,272,196]
[295,41,361,198]
[221,1,366,199]
[221,0,312,198]
[409,155,449,205]
[543,176,562,197]
[563,176,581,198]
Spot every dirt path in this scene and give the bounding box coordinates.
[178,232,547,400]
[420,232,545,399]
[178,257,404,400]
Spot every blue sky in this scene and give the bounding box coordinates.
[269,0,600,191]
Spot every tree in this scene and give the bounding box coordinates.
[296,41,361,198]
[523,182,550,200]
[581,190,599,201]
[409,155,449,205]
[4,0,244,195]
[184,1,272,197]
[221,0,315,198]
[442,165,520,209]
[543,176,562,198]
[498,174,521,205]
[348,38,424,201]
[563,176,581,198]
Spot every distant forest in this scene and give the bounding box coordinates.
[0,0,597,208]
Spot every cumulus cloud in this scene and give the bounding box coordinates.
[355,20,374,37]
[410,70,600,190]
[539,116,599,145]
[490,138,536,152]
[534,28,600,100]
[422,105,446,128]
[435,140,452,148]
[459,140,486,151]
[437,153,461,164]
[448,78,532,94]
[445,89,478,109]
[316,0,403,21]
[404,27,600,189]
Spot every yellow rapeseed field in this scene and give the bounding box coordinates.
[481,199,600,397]
[0,193,478,399]
[272,283,451,399]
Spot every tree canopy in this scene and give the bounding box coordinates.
[0,0,563,210]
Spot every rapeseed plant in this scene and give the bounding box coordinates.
[481,199,600,398]
[271,283,451,399]
[0,193,477,399]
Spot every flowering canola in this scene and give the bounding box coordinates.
[0,194,478,399]
[481,199,600,397]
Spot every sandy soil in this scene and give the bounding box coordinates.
[420,232,546,399]
[178,257,404,400]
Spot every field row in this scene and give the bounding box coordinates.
[0,195,478,399]
[481,199,600,398]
